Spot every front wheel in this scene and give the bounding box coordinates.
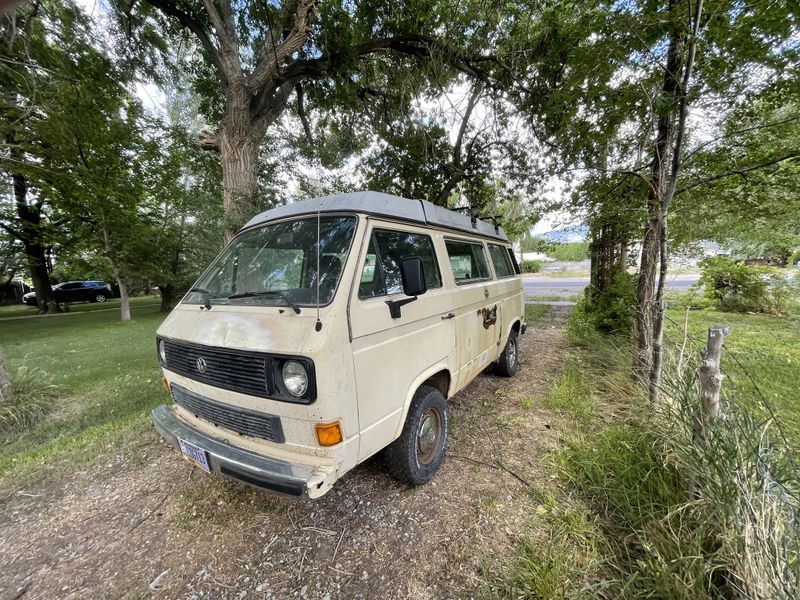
[496,329,519,377]
[384,385,448,485]
[94,293,107,303]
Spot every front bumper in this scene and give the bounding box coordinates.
[151,405,338,499]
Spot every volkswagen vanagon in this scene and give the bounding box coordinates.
[152,191,526,498]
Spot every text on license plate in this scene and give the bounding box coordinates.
[177,437,211,473]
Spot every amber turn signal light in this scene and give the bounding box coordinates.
[315,421,343,446]
[161,377,171,395]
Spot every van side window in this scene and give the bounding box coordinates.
[488,244,515,278]
[445,239,490,284]
[359,229,442,298]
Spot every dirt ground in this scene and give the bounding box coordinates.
[1,307,572,600]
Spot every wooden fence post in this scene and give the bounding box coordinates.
[697,326,730,423]
[691,326,730,496]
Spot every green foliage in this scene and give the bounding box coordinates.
[520,238,590,262]
[363,120,453,201]
[521,236,550,253]
[549,242,590,262]
[697,256,796,314]
[572,272,637,339]
[521,259,542,273]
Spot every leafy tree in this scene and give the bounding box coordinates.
[517,0,799,395]
[117,0,522,240]
[0,1,71,313]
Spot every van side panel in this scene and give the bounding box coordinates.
[348,220,457,461]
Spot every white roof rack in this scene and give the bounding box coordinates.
[242,191,508,241]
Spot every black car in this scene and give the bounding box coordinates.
[23,281,114,306]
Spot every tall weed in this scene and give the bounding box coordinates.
[0,361,58,431]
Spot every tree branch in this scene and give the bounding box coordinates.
[295,83,313,145]
[681,113,800,166]
[201,0,241,76]
[676,152,800,195]
[435,83,484,205]
[141,0,226,83]
[0,221,22,240]
[247,0,318,92]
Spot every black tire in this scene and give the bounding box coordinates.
[496,329,519,377]
[384,385,448,485]
[94,293,107,303]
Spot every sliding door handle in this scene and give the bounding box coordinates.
[441,312,455,320]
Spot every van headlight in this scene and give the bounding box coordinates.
[282,360,308,397]
[158,339,166,364]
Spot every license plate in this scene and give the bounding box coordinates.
[177,437,211,473]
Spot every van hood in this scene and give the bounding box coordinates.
[157,305,317,354]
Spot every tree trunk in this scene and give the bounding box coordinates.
[12,172,60,315]
[0,352,13,405]
[117,277,131,322]
[633,0,683,381]
[220,100,262,242]
[100,220,131,322]
[160,283,174,312]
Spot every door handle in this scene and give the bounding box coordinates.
[441,312,455,320]
[484,287,489,299]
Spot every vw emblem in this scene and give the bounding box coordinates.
[195,357,207,374]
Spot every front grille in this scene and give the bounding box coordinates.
[171,384,284,443]
[163,338,270,398]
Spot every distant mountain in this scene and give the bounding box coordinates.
[536,225,589,244]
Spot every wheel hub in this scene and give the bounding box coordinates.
[417,409,441,465]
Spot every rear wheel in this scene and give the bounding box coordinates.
[94,293,107,303]
[384,385,448,485]
[496,329,519,377]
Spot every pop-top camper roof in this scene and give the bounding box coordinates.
[242,191,508,242]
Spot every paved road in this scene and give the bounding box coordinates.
[524,273,700,296]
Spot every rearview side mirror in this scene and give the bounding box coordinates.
[400,257,427,297]
[386,257,428,319]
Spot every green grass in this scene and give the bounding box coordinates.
[490,302,800,598]
[665,306,800,448]
[0,303,166,485]
[0,295,160,319]
[540,359,594,425]
[525,303,552,324]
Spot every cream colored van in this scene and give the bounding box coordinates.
[152,191,526,498]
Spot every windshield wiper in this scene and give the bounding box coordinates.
[227,290,301,314]
[189,287,213,310]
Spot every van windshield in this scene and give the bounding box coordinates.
[184,216,357,308]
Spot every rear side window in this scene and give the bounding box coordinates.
[359,229,442,298]
[488,244,515,278]
[445,239,490,284]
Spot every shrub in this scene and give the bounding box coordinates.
[550,241,590,262]
[697,256,795,314]
[521,259,542,273]
[569,272,637,342]
[0,362,58,431]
